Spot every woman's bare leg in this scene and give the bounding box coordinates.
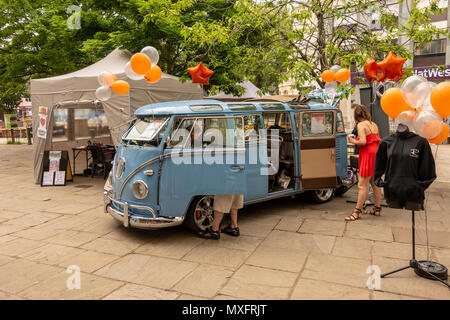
[369,176,382,207]
[356,176,370,210]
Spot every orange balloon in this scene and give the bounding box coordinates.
[428,123,449,144]
[422,120,443,139]
[430,81,450,118]
[335,68,350,82]
[130,53,151,75]
[144,65,162,83]
[380,88,415,119]
[321,70,335,83]
[111,80,130,95]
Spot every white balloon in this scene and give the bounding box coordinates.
[401,75,430,109]
[330,65,340,73]
[124,62,144,80]
[394,110,416,130]
[141,46,159,66]
[95,86,112,101]
[413,110,443,139]
[324,81,337,104]
[98,72,115,87]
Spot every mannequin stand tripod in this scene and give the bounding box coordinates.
[381,210,449,289]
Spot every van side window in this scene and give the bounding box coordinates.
[336,110,345,133]
[168,117,244,149]
[243,114,261,141]
[301,111,334,137]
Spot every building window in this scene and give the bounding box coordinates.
[415,39,446,56]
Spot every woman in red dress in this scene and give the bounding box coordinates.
[345,104,382,221]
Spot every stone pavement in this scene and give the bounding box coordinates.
[0,144,449,300]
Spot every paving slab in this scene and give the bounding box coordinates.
[19,271,123,300]
[81,237,141,256]
[135,232,204,259]
[103,284,179,300]
[373,256,450,300]
[332,237,372,260]
[46,230,102,247]
[260,230,336,254]
[345,223,394,242]
[298,219,346,237]
[220,265,297,300]
[301,253,371,289]
[291,278,370,300]
[0,224,26,237]
[182,244,251,270]
[6,212,60,228]
[56,250,120,273]
[0,255,15,267]
[373,241,428,261]
[18,243,85,266]
[246,246,308,273]
[0,259,63,294]
[95,254,198,290]
[275,216,304,232]
[392,227,450,249]
[0,238,46,257]
[173,264,233,298]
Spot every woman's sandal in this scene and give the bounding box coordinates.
[364,206,382,216]
[345,208,362,221]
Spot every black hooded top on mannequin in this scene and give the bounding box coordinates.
[374,125,436,208]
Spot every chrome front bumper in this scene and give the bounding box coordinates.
[104,191,184,230]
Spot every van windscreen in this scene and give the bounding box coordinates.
[122,116,169,146]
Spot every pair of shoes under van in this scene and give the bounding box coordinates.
[198,227,220,240]
[222,224,240,237]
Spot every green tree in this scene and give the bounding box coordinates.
[81,0,290,96]
[0,0,114,112]
[243,0,449,92]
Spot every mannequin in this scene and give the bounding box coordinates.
[374,124,449,287]
[374,124,436,210]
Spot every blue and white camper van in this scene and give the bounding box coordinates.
[104,98,348,232]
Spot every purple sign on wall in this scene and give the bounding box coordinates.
[351,65,450,85]
[413,65,450,80]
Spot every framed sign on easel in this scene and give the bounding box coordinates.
[40,150,73,187]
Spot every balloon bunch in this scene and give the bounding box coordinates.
[321,65,351,103]
[96,72,130,101]
[381,75,450,144]
[125,46,162,84]
[95,46,162,102]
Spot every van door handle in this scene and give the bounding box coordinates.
[230,165,245,171]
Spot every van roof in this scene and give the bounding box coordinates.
[134,99,333,116]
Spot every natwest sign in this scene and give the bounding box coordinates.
[351,65,450,85]
[413,65,450,80]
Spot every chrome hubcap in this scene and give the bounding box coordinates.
[315,188,333,201]
[194,196,214,230]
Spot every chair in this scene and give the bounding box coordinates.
[88,145,114,179]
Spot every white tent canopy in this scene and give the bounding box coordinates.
[206,81,260,101]
[30,48,203,183]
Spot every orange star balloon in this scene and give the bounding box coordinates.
[187,62,214,85]
[377,51,406,82]
[364,57,379,83]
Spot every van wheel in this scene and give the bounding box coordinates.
[334,185,350,197]
[307,188,334,203]
[184,196,214,233]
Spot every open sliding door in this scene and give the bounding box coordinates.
[298,110,337,190]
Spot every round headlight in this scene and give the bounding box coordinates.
[115,157,125,180]
[132,180,148,199]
